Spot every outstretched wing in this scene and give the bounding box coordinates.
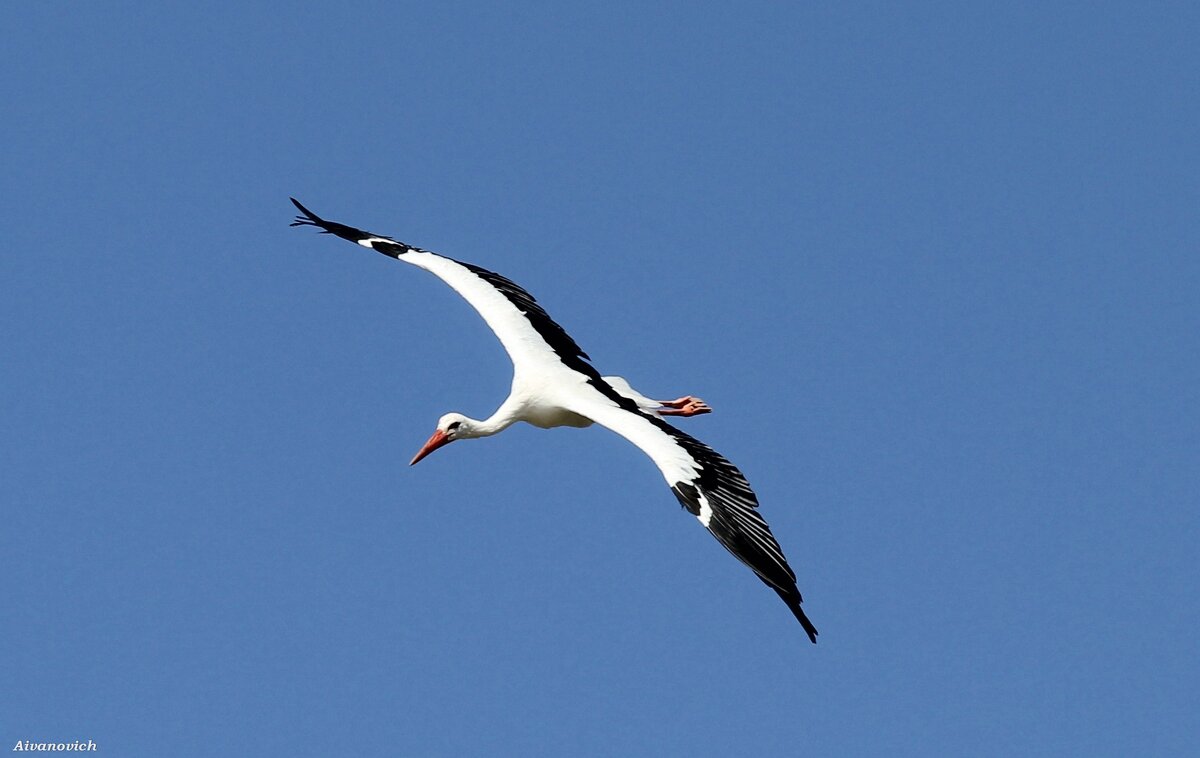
[291,198,591,376]
[564,386,819,643]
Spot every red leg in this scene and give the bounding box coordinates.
[658,396,712,417]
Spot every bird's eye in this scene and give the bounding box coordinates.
[447,421,461,431]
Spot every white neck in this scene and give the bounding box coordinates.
[463,401,522,438]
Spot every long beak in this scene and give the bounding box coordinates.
[410,429,452,466]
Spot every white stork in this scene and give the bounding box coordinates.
[290,199,819,643]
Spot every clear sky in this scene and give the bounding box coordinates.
[2,2,1197,756]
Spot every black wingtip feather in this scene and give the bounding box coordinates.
[287,198,374,243]
[776,588,819,643]
[289,197,324,228]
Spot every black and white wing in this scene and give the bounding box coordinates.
[290,198,591,377]
[565,389,819,643]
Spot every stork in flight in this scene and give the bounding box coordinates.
[290,199,818,643]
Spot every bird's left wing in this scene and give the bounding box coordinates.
[290,199,592,376]
[564,387,819,643]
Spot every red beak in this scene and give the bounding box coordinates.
[410,429,452,466]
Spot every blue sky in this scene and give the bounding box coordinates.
[2,2,1197,755]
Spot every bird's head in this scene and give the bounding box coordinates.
[409,413,474,465]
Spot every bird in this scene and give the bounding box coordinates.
[290,198,819,643]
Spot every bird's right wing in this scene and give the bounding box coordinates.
[564,387,818,643]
